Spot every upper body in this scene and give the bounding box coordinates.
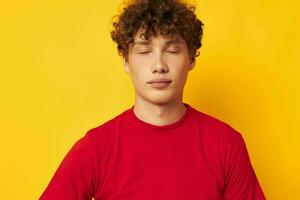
[41,0,266,199]
[40,103,266,200]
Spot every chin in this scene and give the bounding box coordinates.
[136,89,179,105]
[149,99,171,105]
[146,93,176,105]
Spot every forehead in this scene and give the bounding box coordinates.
[132,28,185,45]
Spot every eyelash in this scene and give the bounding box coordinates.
[137,50,180,54]
[138,51,150,54]
[166,50,180,54]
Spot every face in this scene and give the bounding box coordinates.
[124,28,195,105]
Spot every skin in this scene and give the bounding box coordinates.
[124,28,195,126]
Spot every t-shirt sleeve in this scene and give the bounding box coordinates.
[223,130,266,200]
[39,132,98,200]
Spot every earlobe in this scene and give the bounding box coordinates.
[123,58,130,74]
[189,62,195,71]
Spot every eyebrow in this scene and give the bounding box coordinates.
[132,38,183,47]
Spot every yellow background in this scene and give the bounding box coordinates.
[0,0,299,199]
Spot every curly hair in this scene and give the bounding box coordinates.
[110,0,204,62]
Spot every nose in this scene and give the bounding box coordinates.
[151,52,169,73]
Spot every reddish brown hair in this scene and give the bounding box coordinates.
[110,0,204,62]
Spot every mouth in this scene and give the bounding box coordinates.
[147,80,172,89]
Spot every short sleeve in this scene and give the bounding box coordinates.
[39,132,98,200]
[223,131,266,200]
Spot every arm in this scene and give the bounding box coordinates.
[39,132,98,200]
[223,132,266,200]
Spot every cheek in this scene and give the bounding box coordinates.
[129,57,149,80]
[130,55,149,66]
[173,67,189,85]
[129,66,146,87]
[168,55,190,70]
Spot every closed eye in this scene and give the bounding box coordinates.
[166,50,181,54]
[137,51,151,54]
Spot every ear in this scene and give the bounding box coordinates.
[189,61,195,71]
[123,58,130,74]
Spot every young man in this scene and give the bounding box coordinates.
[40,0,266,199]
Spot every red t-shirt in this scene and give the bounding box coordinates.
[40,103,266,200]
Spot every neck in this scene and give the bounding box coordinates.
[133,98,187,126]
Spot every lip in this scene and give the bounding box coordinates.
[148,82,171,89]
[147,78,172,84]
[147,78,172,89]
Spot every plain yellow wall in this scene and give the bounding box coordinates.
[0,0,299,199]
